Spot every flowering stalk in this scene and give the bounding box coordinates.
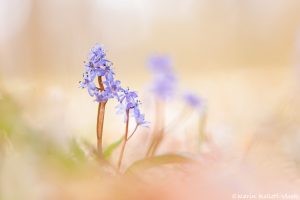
[80,44,148,162]
[146,55,204,157]
[117,110,130,170]
[96,76,106,156]
[145,56,176,157]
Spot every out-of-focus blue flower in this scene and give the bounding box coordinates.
[80,44,148,127]
[147,54,204,115]
[148,55,173,73]
[151,75,177,100]
[147,55,177,100]
[183,92,204,112]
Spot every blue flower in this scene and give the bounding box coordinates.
[117,88,148,126]
[103,79,122,100]
[183,92,204,112]
[119,89,138,106]
[93,90,110,102]
[88,44,111,68]
[80,44,148,127]
[80,44,118,102]
[118,89,140,112]
[147,55,177,100]
[133,107,149,127]
[148,55,173,74]
[150,75,177,100]
[79,72,97,96]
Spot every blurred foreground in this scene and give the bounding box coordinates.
[1,80,300,199]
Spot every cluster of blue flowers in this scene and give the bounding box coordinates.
[80,44,148,126]
[147,55,203,112]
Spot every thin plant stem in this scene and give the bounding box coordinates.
[117,110,130,170]
[96,76,107,157]
[127,124,139,141]
[148,106,193,157]
[198,108,207,145]
[148,129,164,157]
[145,134,156,157]
[98,76,105,91]
[146,100,164,157]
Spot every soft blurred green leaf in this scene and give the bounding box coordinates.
[0,93,20,135]
[125,154,195,174]
[69,139,86,162]
[103,136,124,159]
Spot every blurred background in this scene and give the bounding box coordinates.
[2,0,300,143]
[1,0,300,199]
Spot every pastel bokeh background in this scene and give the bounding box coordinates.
[1,0,300,199]
[2,0,300,138]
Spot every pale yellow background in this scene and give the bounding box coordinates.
[1,0,300,150]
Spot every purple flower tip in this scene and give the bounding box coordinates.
[183,93,204,112]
